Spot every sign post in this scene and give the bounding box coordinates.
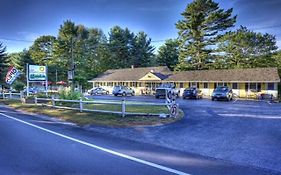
[26,63,29,96]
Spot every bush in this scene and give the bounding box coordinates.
[13,81,25,92]
[58,89,84,100]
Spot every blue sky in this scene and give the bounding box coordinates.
[1,0,281,53]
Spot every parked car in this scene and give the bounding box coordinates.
[89,87,109,95]
[112,86,135,96]
[211,86,233,101]
[155,83,180,99]
[183,87,203,99]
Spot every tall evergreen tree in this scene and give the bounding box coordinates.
[157,39,179,70]
[175,0,236,70]
[131,32,155,67]
[0,42,8,85]
[217,26,278,69]
[108,26,134,68]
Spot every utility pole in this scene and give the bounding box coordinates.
[71,37,75,91]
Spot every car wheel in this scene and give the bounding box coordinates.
[122,92,126,96]
[106,91,109,95]
[131,92,135,96]
[114,94,118,96]
[211,97,214,101]
[155,96,159,99]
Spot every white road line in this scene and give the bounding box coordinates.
[0,112,190,175]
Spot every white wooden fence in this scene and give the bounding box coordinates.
[34,96,169,117]
[0,92,23,99]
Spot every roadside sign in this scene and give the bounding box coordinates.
[170,102,179,118]
[28,65,46,81]
[5,66,21,85]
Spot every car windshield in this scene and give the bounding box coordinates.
[113,86,121,90]
[214,87,228,92]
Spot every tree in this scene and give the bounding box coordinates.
[29,35,56,65]
[217,26,278,69]
[108,26,134,68]
[175,0,236,70]
[0,42,8,85]
[157,39,179,70]
[8,50,34,83]
[131,32,155,67]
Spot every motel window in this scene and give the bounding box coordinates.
[191,82,197,88]
[203,83,208,89]
[217,82,224,86]
[130,82,133,87]
[267,83,275,90]
[250,83,256,91]
[232,83,238,90]
[179,83,184,88]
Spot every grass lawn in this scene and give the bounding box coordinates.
[0,99,184,127]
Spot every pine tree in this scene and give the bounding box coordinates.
[157,39,179,70]
[175,0,236,70]
[0,42,8,85]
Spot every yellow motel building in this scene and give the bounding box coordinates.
[89,66,280,98]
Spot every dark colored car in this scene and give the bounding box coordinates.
[112,86,135,96]
[183,87,203,99]
[90,87,109,95]
[211,86,233,101]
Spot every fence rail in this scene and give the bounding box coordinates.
[0,92,22,99]
[34,96,169,117]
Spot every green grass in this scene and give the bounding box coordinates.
[0,99,183,127]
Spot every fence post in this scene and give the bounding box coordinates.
[9,91,12,99]
[52,95,55,107]
[20,91,23,99]
[34,96,38,105]
[122,98,126,117]
[2,91,4,99]
[79,97,83,112]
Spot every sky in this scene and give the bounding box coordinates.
[1,0,281,53]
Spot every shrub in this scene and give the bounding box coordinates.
[13,81,25,92]
[58,89,84,100]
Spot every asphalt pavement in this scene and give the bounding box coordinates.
[86,95,281,174]
[0,104,277,175]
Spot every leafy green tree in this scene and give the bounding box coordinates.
[131,32,155,67]
[8,50,34,71]
[175,0,236,70]
[8,50,34,83]
[0,42,8,85]
[29,35,56,65]
[217,26,278,68]
[53,20,78,70]
[157,39,179,70]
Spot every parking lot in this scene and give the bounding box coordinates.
[86,94,281,173]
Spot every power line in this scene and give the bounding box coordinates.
[0,37,34,43]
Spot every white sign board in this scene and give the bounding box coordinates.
[28,65,46,81]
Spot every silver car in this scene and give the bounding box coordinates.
[211,86,233,101]
[112,86,135,96]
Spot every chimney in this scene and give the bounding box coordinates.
[131,65,134,69]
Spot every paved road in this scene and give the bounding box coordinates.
[86,95,281,174]
[0,105,276,175]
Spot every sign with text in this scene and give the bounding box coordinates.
[28,65,46,81]
[5,66,21,85]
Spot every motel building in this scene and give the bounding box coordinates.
[88,66,280,98]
